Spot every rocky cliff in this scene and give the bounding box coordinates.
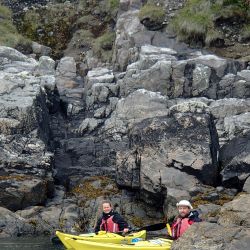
[0,0,250,249]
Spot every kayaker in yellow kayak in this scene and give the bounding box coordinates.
[94,201,129,234]
[170,200,202,240]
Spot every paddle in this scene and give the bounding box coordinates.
[132,222,167,232]
[138,222,167,231]
[108,222,167,237]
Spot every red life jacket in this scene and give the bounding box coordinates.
[100,216,119,232]
[171,217,194,239]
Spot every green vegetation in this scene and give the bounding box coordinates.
[108,0,120,11]
[170,0,250,47]
[18,3,78,58]
[0,4,11,19]
[240,24,250,41]
[138,3,165,26]
[17,0,117,61]
[192,192,233,208]
[0,5,27,47]
[94,32,116,50]
[93,32,116,62]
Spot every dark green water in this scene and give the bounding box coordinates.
[0,237,65,250]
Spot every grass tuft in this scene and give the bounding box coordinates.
[170,0,249,47]
[138,4,165,25]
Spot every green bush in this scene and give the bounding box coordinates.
[170,8,212,45]
[138,4,165,24]
[0,4,12,19]
[240,24,250,41]
[108,0,119,10]
[95,32,116,50]
[19,3,78,58]
[205,29,224,46]
[93,31,116,62]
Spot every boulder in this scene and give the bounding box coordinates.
[32,42,52,57]
[218,193,250,227]
[55,56,78,94]
[0,207,33,238]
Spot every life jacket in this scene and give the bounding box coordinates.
[171,217,194,239]
[100,216,119,232]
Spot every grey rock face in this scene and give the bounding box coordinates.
[32,42,52,57]
[113,9,144,71]
[0,46,57,212]
[35,56,55,75]
[0,46,29,62]
[118,46,176,96]
[55,56,81,96]
[116,43,246,100]
[218,193,250,227]
[209,98,250,146]
[171,221,250,250]
[111,93,219,208]
[192,64,211,96]
[104,89,169,136]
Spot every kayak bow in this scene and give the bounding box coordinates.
[56,230,146,249]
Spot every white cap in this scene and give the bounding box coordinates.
[176,200,193,209]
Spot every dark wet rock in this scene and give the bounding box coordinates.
[0,176,51,211]
[0,207,34,238]
[219,132,250,189]
[0,198,80,238]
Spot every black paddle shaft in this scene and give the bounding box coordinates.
[138,222,166,231]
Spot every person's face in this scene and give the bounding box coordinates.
[103,203,112,214]
[178,206,190,218]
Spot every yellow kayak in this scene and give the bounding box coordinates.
[65,237,173,250]
[56,230,146,249]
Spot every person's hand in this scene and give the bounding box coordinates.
[123,228,129,233]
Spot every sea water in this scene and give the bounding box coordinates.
[0,237,65,250]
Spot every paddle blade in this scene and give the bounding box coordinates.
[167,223,172,236]
[139,223,166,231]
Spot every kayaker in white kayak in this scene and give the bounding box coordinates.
[94,201,129,234]
[170,200,202,240]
